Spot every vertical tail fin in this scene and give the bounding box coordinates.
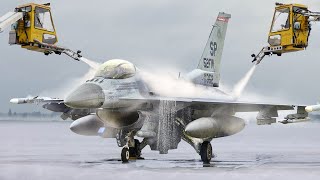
[189,12,231,87]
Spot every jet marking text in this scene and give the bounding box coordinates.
[203,58,214,69]
[210,41,218,56]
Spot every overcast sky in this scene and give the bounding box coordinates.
[0,0,319,113]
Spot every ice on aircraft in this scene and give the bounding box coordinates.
[1,4,312,164]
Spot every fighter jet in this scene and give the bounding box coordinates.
[10,12,309,164]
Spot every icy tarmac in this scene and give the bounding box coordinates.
[0,120,320,180]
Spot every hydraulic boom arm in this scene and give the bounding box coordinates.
[0,12,22,32]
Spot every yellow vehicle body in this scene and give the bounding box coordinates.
[268,3,310,54]
[12,3,58,53]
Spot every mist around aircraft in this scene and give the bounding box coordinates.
[7,12,311,164]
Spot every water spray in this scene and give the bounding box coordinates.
[79,57,101,70]
[232,64,257,100]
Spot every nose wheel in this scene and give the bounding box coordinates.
[200,141,212,164]
[121,139,143,163]
[121,147,130,163]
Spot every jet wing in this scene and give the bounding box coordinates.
[9,96,89,121]
[120,96,308,123]
[183,98,297,111]
[121,96,301,111]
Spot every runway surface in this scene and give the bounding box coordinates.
[0,120,320,180]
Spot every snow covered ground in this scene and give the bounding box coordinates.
[0,120,320,180]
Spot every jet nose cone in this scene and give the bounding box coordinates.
[65,83,105,108]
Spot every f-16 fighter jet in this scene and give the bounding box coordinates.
[10,12,308,164]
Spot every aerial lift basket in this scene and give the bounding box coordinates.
[0,3,82,60]
[252,3,320,64]
[9,3,58,53]
[268,3,310,54]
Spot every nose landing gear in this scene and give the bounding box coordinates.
[121,147,130,163]
[129,139,142,159]
[121,139,144,163]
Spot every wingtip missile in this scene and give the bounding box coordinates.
[10,97,37,104]
[10,98,27,104]
[305,105,320,112]
[9,98,19,104]
[10,96,64,105]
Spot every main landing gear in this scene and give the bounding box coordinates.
[120,136,213,164]
[121,139,143,163]
[182,133,214,164]
[200,141,213,164]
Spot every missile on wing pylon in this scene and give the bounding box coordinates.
[10,96,61,104]
[10,97,33,104]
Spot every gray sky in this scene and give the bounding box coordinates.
[0,0,319,113]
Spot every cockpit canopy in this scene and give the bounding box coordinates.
[95,59,136,79]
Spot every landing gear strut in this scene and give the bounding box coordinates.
[200,141,212,163]
[129,139,141,159]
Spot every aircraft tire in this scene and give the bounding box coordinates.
[121,147,130,163]
[200,141,212,163]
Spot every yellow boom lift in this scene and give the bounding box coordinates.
[0,3,82,61]
[252,3,320,64]
[0,2,319,63]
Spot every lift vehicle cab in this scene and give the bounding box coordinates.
[268,3,310,54]
[252,3,320,64]
[9,3,58,53]
[0,3,83,60]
